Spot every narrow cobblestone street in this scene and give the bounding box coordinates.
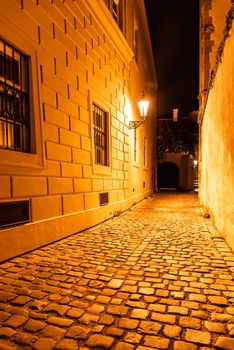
[1,192,234,350]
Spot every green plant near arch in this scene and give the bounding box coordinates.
[157,118,199,161]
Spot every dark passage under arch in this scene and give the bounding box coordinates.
[158,162,179,189]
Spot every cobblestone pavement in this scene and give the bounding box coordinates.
[1,192,234,350]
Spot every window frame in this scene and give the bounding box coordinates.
[93,103,108,167]
[104,0,126,35]
[89,91,112,176]
[0,37,31,153]
[0,15,44,173]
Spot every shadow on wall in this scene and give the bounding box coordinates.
[158,162,179,190]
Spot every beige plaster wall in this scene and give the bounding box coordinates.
[0,0,157,261]
[209,0,231,69]
[200,20,234,251]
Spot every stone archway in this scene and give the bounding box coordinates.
[158,162,179,189]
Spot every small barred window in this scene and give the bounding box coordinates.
[93,104,108,166]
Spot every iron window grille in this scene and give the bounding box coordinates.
[0,37,30,153]
[93,104,108,166]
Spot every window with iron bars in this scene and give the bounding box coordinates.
[93,104,108,166]
[104,0,126,35]
[0,37,30,153]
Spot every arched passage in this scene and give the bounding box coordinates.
[158,162,179,189]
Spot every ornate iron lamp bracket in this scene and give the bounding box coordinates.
[129,120,145,129]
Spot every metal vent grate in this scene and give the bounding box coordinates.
[0,200,30,228]
[99,192,109,206]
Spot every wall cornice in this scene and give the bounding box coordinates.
[137,0,157,85]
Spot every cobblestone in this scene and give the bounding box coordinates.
[66,325,90,339]
[151,312,176,324]
[41,325,66,341]
[173,341,197,350]
[214,336,234,349]
[33,337,56,350]
[115,342,135,350]
[118,318,139,329]
[4,314,27,328]
[14,331,37,346]
[23,318,46,332]
[163,324,182,338]
[0,327,17,338]
[144,335,170,348]
[1,192,234,349]
[54,338,78,350]
[106,327,124,337]
[179,316,201,329]
[185,329,211,345]
[86,334,115,348]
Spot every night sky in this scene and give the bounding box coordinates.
[144,0,199,118]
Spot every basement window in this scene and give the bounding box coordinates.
[0,200,30,228]
[99,192,109,206]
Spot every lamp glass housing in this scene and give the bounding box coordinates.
[137,93,149,117]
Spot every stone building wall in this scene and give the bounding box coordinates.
[200,2,234,251]
[0,0,157,261]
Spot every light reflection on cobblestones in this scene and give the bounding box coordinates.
[0,192,234,349]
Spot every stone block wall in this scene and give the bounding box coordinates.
[0,0,157,261]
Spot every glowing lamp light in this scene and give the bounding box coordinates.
[129,91,150,129]
[138,91,149,117]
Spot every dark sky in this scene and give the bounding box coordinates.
[144,0,199,117]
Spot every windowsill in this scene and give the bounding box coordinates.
[0,149,44,173]
[92,163,112,176]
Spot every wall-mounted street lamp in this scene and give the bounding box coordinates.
[173,108,179,122]
[129,91,149,129]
